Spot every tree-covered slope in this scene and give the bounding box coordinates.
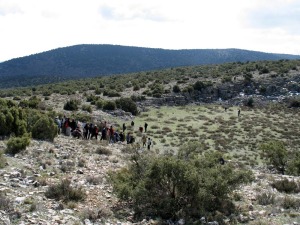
[0,44,300,88]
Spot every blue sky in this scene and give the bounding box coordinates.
[0,0,300,62]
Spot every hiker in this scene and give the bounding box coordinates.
[238,109,241,117]
[54,116,61,134]
[139,126,143,133]
[114,131,120,142]
[100,127,106,141]
[109,126,115,143]
[122,123,126,133]
[70,119,77,132]
[119,132,125,142]
[88,123,93,139]
[83,123,89,139]
[131,121,134,127]
[142,134,147,147]
[126,132,131,144]
[147,138,152,150]
[72,127,82,139]
[90,125,99,140]
[144,122,148,132]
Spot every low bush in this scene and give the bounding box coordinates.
[256,191,276,205]
[96,147,112,155]
[31,116,57,141]
[271,178,300,193]
[0,150,6,168]
[103,101,116,111]
[281,196,300,209]
[5,134,31,155]
[115,97,138,115]
[64,99,80,111]
[82,104,92,113]
[0,193,11,211]
[109,149,253,221]
[45,179,85,202]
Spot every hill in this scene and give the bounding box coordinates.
[0,44,300,88]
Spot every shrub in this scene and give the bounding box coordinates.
[281,196,300,209]
[0,193,11,211]
[45,179,85,202]
[109,150,253,221]
[31,116,57,141]
[260,140,288,174]
[0,150,6,168]
[64,99,80,111]
[96,99,104,109]
[172,85,181,93]
[0,106,27,136]
[103,101,116,111]
[271,178,300,193]
[82,104,92,113]
[5,134,31,155]
[115,98,138,115]
[245,98,254,107]
[256,191,275,205]
[286,151,300,176]
[96,147,112,155]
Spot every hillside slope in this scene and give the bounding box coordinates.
[0,44,300,89]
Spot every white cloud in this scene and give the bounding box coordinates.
[0,0,300,62]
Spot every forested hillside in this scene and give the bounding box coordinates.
[0,44,300,89]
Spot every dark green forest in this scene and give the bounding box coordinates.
[0,44,300,89]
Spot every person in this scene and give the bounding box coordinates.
[126,132,131,144]
[90,125,99,140]
[238,109,241,117]
[122,123,126,133]
[131,121,134,127]
[88,123,93,139]
[100,127,106,141]
[109,126,115,143]
[147,138,152,150]
[54,116,61,134]
[142,134,147,147]
[144,122,148,132]
[70,119,77,132]
[84,123,89,139]
[119,132,124,142]
[72,127,82,139]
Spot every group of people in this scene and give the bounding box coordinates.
[54,116,152,149]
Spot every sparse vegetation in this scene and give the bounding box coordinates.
[45,179,85,202]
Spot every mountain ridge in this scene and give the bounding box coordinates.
[0,44,300,89]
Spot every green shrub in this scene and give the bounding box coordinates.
[64,99,80,111]
[281,196,300,209]
[245,97,254,107]
[256,191,275,205]
[115,98,138,115]
[0,193,11,211]
[82,104,92,113]
[271,178,300,193]
[5,134,31,155]
[96,147,112,155]
[286,151,300,176]
[45,179,85,202]
[260,140,288,174]
[0,106,27,136]
[173,85,181,93]
[96,99,104,109]
[103,101,116,111]
[0,150,6,168]
[31,116,57,141]
[109,150,253,221]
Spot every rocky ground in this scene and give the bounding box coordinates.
[1,133,300,225]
